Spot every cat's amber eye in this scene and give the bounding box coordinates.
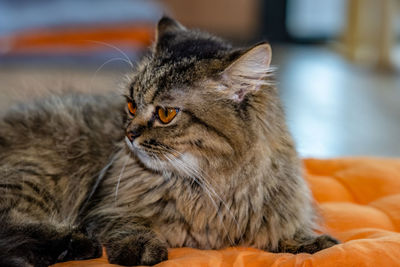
[157,107,179,124]
[127,101,137,116]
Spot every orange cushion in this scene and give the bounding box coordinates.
[0,23,154,55]
[53,157,400,266]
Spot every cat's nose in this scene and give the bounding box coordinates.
[126,126,144,142]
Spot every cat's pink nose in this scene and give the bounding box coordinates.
[126,132,137,142]
[126,126,145,142]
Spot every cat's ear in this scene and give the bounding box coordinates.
[155,16,186,42]
[220,43,272,102]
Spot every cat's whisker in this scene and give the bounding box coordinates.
[90,57,132,91]
[163,152,236,246]
[160,148,229,200]
[114,155,130,204]
[86,40,134,68]
[166,147,244,243]
[158,147,225,200]
[185,166,242,244]
[163,154,233,242]
[79,149,122,217]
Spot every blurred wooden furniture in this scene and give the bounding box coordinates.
[159,0,260,41]
[344,0,399,70]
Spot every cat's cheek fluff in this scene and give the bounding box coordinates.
[125,136,134,151]
[177,153,200,175]
[125,137,150,165]
[125,136,147,161]
[125,139,169,172]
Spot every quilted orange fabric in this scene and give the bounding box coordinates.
[53,158,400,267]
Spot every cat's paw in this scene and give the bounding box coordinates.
[277,234,339,254]
[57,231,102,262]
[0,222,102,267]
[105,230,168,266]
[0,257,34,267]
[296,234,339,254]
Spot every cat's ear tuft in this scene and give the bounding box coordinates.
[156,16,186,42]
[220,43,273,102]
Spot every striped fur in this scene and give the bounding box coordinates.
[0,17,338,267]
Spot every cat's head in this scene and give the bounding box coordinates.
[123,17,279,177]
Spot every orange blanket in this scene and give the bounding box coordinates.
[54,158,400,266]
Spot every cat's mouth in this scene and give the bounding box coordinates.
[125,136,199,176]
[125,137,160,169]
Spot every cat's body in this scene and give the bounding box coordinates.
[0,18,338,267]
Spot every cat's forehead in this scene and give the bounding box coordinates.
[131,33,233,105]
[156,30,232,61]
[131,57,199,105]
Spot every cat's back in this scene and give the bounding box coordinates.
[0,92,124,155]
[0,92,125,180]
[0,92,125,221]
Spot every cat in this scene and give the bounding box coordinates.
[0,17,338,267]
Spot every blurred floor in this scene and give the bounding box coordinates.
[0,45,399,158]
[274,45,400,158]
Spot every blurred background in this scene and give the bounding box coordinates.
[0,0,399,158]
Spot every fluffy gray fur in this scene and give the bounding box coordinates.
[0,17,338,267]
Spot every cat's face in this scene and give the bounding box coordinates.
[124,18,273,176]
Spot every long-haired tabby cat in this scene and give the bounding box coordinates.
[0,17,338,267]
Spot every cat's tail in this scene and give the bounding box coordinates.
[0,217,37,267]
[0,215,103,267]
